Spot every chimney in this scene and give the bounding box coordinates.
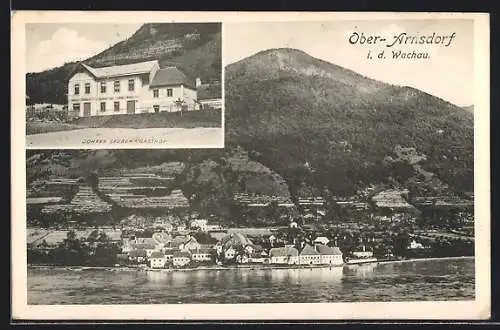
[195,77,202,87]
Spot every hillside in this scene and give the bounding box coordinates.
[26,148,292,221]
[225,48,474,197]
[463,105,474,114]
[26,23,221,105]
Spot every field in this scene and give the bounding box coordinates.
[71,110,222,129]
[25,127,224,148]
[26,110,222,135]
[26,121,87,135]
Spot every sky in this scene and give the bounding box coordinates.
[25,23,143,73]
[25,20,474,106]
[224,20,474,106]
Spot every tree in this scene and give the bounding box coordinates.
[175,98,186,115]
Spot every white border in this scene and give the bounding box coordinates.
[11,11,490,320]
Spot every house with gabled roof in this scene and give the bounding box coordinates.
[269,246,299,265]
[128,249,147,263]
[67,60,198,117]
[190,247,213,262]
[173,250,191,267]
[149,251,166,268]
[299,244,343,266]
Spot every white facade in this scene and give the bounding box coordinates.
[145,85,197,112]
[270,255,299,264]
[191,251,212,262]
[224,247,236,260]
[67,61,197,117]
[149,257,166,268]
[299,254,343,265]
[299,255,323,265]
[173,256,190,267]
[320,254,344,265]
[199,98,222,110]
[352,251,374,258]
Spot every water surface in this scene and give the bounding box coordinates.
[27,257,475,304]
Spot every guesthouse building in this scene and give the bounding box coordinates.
[67,60,198,117]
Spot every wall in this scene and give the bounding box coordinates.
[67,63,198,116]
[68,71,146,117]
[140,85,198,113]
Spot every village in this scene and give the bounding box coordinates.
[26,168,475,271]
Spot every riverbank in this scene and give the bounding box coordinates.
[375,255,474,265]
[28,255,474,273]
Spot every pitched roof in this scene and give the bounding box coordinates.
[315,244,342,255]
[171,235,189,247]
[150,251,165,259]
[80,60,159,79]
[220,233,253,249]
[150,67,195,89]
[269,247,299,257]
[173,251,191,258]
[129,249,147,257]
[191,248,213,254]
[300,244,318,256]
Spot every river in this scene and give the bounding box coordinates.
[27,257,474,305]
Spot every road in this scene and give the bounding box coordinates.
[26,127,224,149]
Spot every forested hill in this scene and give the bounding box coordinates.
[26,23,221,105]
[225,48,474,197]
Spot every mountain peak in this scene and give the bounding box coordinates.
[225,48,474,196]
[252,47,310,56]
[227,47,387,95]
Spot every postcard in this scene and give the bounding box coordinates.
[11,11,490,320]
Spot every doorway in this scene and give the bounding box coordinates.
[127,100,136,114]
[83,102,91,116]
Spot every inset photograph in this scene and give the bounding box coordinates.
[25,22,223,149]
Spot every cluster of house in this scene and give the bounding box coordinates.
[117,231,345,269]
[119,233,213,268]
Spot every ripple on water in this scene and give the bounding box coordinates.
[27,259,475,304]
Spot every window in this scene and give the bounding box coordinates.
[74,84,80,95]
[114,101,120,112]
[100,102,106,112]
[85,83,91,94]
[128,79,135,91]
[100,82,106,93]
[153,105,159,113]
[73,103,80,111]
[153,89,159,98]
[114,81,120,93]
[167,88,173,97]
